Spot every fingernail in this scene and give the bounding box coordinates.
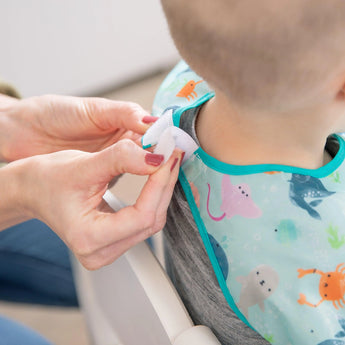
[170,157,179,172]
[145,153,164,166]
[142,116,158,124]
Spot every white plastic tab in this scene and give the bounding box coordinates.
[153,126,198,164]
[142,109,174,148]
[169,127,199,164]
[154,127,176,163]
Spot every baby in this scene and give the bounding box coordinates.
[145,1,345,344]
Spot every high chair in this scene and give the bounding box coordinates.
[72,191,221,345]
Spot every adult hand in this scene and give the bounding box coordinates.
[3,139,183,270]
[0,94,156,162]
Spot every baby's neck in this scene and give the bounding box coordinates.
[196,93,333,170]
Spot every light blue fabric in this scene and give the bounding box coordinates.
[0,219,78,344]
[0,315,52,345]
[0,219,78,306]
[181,141,345,344]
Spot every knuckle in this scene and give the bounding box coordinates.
[79,256,103,271]
[80,99,107,131]
[67,230,96,258]
[141,211,156,230]
[139,211,165,239]
[78,248,118,271]
[148,176,167,193]
[154,214,167,234]
[115,138,136,154]
[126,101,143,114]
[113,139,139,172]
[70,243,92,258]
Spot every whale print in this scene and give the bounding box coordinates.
[208,234,229,280]
[207,175,262,221]
[318,316,345,345]
[236,265,279,319]
[289,174,335,220]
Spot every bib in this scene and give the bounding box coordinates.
[143,61,345,345]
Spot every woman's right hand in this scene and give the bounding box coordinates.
[1,139,183,270]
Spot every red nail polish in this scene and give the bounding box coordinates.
[142,116,158,124]
[145,153,164,166]
[170,158,179,172]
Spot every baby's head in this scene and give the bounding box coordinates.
[161,0,345,113]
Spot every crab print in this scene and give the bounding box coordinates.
[298,263,345,309]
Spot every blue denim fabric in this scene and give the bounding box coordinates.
[0,315,52,345]
[0,219,78,306]
[0,219,79,343]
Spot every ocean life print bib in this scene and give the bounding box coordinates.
[143,61,345,345]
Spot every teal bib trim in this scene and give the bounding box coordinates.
[172,92,215,127]
[179,168,254,330]
[195,134,345,178]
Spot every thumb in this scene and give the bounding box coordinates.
[85,139,165,184]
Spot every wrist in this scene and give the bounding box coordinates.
[0,96,20,162]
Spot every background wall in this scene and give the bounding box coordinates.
[0,0,179,97]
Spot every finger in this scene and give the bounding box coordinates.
[149,150,183,229]
[130,149,182,218]
[86,139,165,184]
[95,152,183,265]
[0,94,20,106]
[78,153,182,270]
[76,230,147,270]
[117,131,142,146]
[81,98,156,135]
[133,149,182,217]
[77,151,182,270]
[81,150,182,250]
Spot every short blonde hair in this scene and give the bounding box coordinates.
[161,0,345,112]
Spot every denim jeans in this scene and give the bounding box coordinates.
[0,219,79,344]
[0,315,53,345]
